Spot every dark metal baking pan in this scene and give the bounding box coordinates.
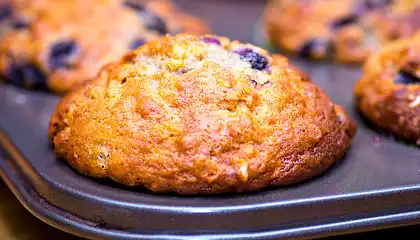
[1,0,420,239]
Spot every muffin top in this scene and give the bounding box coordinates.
[0,0,208,92]
[356,30,420,90]
[49,34,355,194]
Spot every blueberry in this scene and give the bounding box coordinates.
[363,0,392,10]
[141,10,168,34]
[12,19,30,29]
[49,40,78,69]
[394,69,420,85]
[299,40,317,58]
[7,63,47,89]
[123,1,168,34]
[330,14,358,29]
[355,0,392,15]
[201,37,221,45]
[129,39,145,50]
[0,5,12,23]
[298,39,332,59]
[123,0,145,11]
[234,48,269,71]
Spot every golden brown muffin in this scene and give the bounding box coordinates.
[265,0,420,63]
[0,0,209,93]
[354,32,420,144]
[49,34,356,195]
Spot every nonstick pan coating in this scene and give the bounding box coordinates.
[1,0,420,239]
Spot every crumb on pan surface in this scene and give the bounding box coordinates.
[49,34,356,194]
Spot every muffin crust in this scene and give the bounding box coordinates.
[50,34,356,194]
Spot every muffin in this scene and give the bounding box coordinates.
[354,32,420,144]
[49,34,356,195]
[265,0,420,63]
[0,0,209,93]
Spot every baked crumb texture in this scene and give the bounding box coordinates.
[50,34,356,194]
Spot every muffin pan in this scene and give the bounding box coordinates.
[1,0,420,239]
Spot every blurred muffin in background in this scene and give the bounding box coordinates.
[354,31,420,144]
[265,0,420,63]
[0,0,209,93]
